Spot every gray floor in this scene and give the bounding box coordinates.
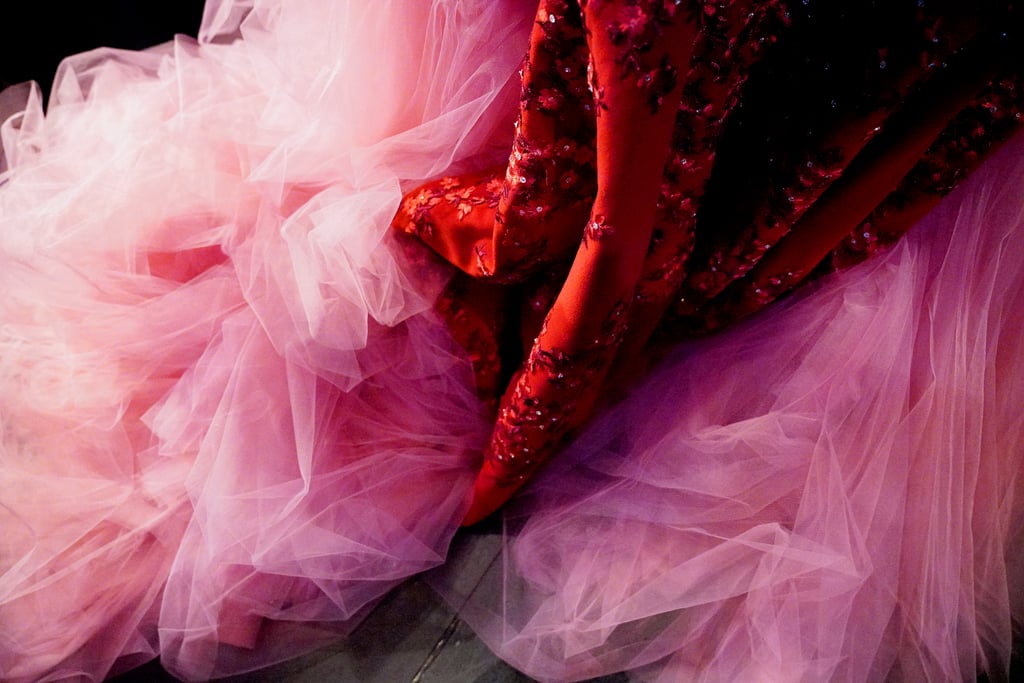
[112,526,630,683]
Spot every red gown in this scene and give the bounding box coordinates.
[393,0,1024,522]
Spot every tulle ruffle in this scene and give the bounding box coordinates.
[0,1,533,680]
[432,132,1024,682]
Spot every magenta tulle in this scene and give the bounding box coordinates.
[1,1,1022,682]
[431,134,1024,682]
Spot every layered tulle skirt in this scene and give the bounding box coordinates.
[0,1,1021,681]
[435,130,1024,681]
[0,2,530,680]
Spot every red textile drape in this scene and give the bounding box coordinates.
[392,0,1023,523]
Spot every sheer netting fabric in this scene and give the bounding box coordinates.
[430,131,1024,683]
[0,1,1021,682]
[0,1,532,680]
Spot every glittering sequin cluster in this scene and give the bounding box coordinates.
[486,300,630,485]
[582,0,701,113]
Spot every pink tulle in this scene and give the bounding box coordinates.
[0,1,532,680]
[1,1,1022,682]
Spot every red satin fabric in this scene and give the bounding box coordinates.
[393,0,1023,523]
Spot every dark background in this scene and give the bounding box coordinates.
[0,2,206,102]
